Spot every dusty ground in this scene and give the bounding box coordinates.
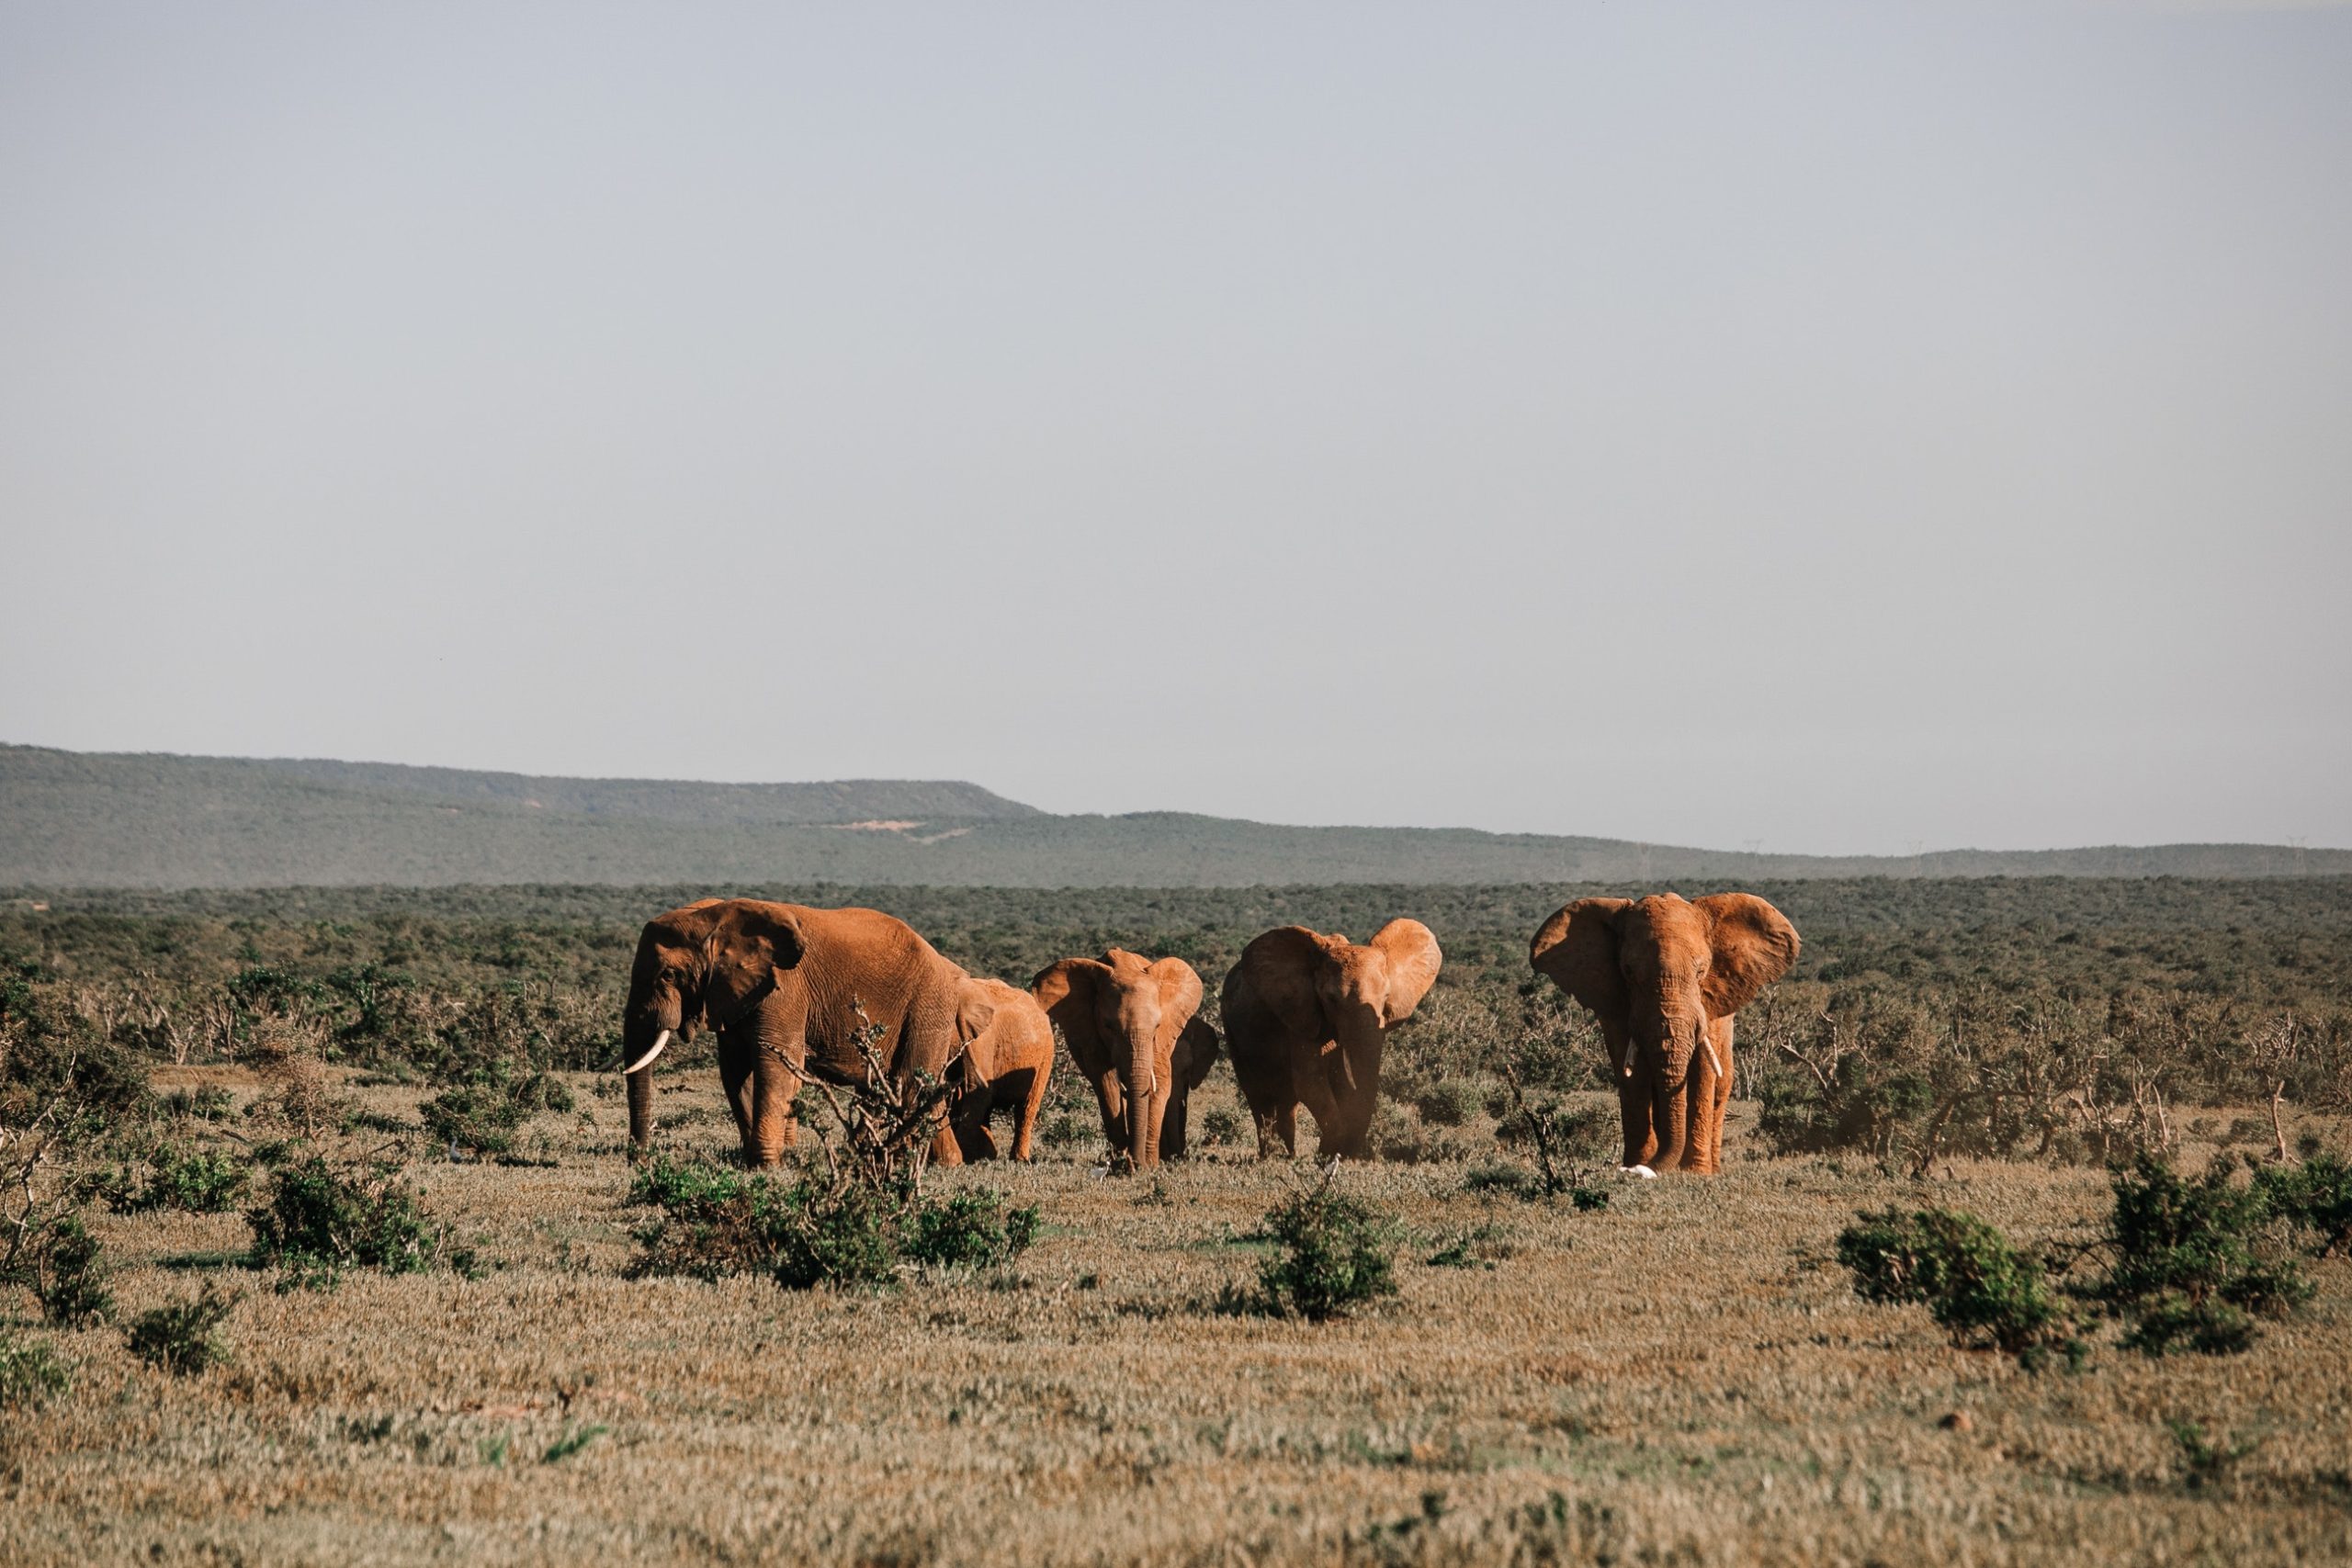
[4,1066,2348,1567]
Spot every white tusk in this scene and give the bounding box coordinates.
[622,1029,673,1075]
[1701,1037,1724,1083]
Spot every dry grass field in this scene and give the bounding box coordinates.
[5,1060,2349,1568]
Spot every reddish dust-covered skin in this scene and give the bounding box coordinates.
[620,899,971,1168]
[949,976,1057,1161]
[1031,950,1217,1170]
[1530,892,1800,1173]
[1221,919,1443,1160]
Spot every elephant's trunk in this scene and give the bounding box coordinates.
[1121,1030,1159,1169]
[627,1059,656,1153]
[1650,1069,1691,1171]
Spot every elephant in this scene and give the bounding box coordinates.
[1528,892,1800,1175]
[947,976,1055,1161]
[1030,950,1218,1170]
[1221,919,1442,1160]
[616,897,974,1168]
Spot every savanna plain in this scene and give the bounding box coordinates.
[4,878,2351,1565]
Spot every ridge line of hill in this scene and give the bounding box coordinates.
[3,743,2345,888]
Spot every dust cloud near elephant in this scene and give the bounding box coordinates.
[1529,892,1799,1175]
[615,898,976,1168]
[1222,919,1442,1159]
[1030,949,1218,1170]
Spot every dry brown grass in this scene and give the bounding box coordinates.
[4,1066,2348,1566]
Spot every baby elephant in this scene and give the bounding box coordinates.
[949,977,1056,1161]
[1031,950,1218,1170]
[1222,919,1442,1159]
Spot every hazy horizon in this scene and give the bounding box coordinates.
[6,4,2347,855]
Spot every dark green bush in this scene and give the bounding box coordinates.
[0,1326,70,1408]
[770,1180,902,1291]
[125,1283,235,1375]
[12,1215,113,1327]
[627,1153,749,1213]
[1837,1206,2074,1364]
[2081,1154,2310,1356]
[418,1062,571,1159]
[899,1189,1040,1271]
[1227,1179,1400,1321]
[97,1144,248,1214]
[2253,1152,2352,1258]
[245,1156,442,1280]
[629,1170,1036,1289]
[1200,1107,1243,1146]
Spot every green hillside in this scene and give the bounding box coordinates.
[2,743,2344,888]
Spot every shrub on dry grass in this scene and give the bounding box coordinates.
[1838,1206,2078,1366]
[93,1142,248,1214]
[2082,1154,2311,1356]
[1221,1175,1399,1322]
[245,1156,447,1286]
[125,1283,235,1376]
[0,1325,70,1408]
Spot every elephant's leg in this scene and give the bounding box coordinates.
[1695,1017,1735,1174]
[1618,1080,1657,1170]
[1261,1100,1297,1159]
[1602,1021,1655,1168]
[1161,1087,1189,1161]
[1292,1043,1349,1159]
[1015,1066,1049,1162]
[743,1026,805,1170]
[718,1031,758,1152]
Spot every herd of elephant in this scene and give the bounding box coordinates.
[611,891,1802,1178]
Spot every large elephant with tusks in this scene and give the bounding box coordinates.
[615,898,974,1168]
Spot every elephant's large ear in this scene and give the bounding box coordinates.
[708,900,808,983]
[1147,958,1204,1028]
[1235,928,1329,1042]
[1174,1015,1221,1090]
[1031,959,1110,1075]
[1368,919,1442,1026]
[951,978,999,1090]
[714,901,808,968]
[1529,898,1631,1021]
[1147,957,1205,1066]
[1695,894,1800,1016]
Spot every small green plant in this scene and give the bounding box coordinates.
[246,1156,442,1283]
[17,1214,113,1326]
[900,1189,1040,1271]
[97,1144,248,1214]
[1223,1173,1400,1322]
[541,1422,608,1463]
[769,1179,901,1290]
[1425,1224,1511,1270]
[1200,1107,1242,1146]
[479,1433,511,1467]
[0,1326,71,1408]
[125,1283,236,1376]
[419,1062,569,1159]
[2080,1155,2310,1357]
[2253,1151,2352,1258]
[627,1152,750,1213]
[2165,1417,2260,1493]
[1837,1206,2076,1365]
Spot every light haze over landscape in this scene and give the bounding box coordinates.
[4,2,2346,856]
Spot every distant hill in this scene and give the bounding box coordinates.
[2,743,2345,888]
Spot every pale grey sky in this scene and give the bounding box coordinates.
[3,2,2346,853]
